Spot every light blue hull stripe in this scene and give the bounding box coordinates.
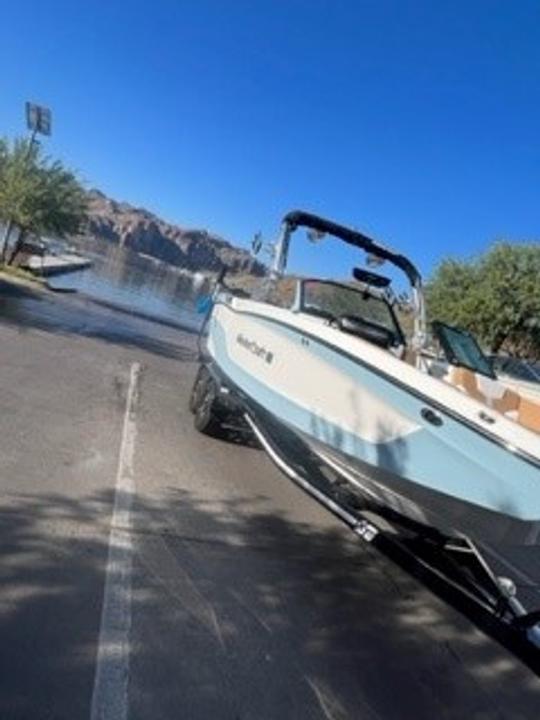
[211,315,540,521]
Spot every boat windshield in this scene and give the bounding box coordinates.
[490,357,540,384]
[432,322,495,379]
[301,279,403,340]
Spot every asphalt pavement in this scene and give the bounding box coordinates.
[1,277,539,720]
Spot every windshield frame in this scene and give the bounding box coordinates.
[268,211,427,351]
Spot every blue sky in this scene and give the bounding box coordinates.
[1,1,539,280]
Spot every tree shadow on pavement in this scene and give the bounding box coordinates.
[0,489,115,720]
[131,487,540,720]
[2,485,539,720]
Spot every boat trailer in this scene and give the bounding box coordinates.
[192,296,540,669]
[242,410,540,665]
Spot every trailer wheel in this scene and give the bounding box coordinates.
[189,364,211,414]
[192,368,225,437]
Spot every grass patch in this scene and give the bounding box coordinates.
[0,263,46,286]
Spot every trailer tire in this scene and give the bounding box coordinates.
[189,364,211,414]
[192,369,225,437]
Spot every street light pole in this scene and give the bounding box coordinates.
[26,127,38,157]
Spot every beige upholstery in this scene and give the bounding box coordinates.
[492,389,520,415]
[518,396,540,434]
[446,365,540,434]
[447,366,486,403]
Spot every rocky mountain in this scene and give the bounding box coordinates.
[83,189,265,276]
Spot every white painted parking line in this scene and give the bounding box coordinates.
[90,362,141,720]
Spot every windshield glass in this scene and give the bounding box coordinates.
[491,357,540,384]
[301,280,403,339]
[433,322,495,378]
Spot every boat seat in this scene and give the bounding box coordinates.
[491,388,520,415]
[518,396,540,434]
[448,366,509,405]
[447,366,487,403]
[446,366,540,434]
[476,374,512,406]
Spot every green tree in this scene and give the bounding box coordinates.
[0,136,87,264]
[426,243,540,357]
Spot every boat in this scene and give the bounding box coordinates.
[23,252,92,277]
[191,210,540,634]
[18,236,92,277]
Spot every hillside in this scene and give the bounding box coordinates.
[83,190,265,276]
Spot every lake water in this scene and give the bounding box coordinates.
[47,240,209,331]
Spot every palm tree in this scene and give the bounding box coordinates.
[0,136,87,264]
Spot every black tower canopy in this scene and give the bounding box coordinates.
[283,210,422,288]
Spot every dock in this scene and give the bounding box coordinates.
[23,252,92,277]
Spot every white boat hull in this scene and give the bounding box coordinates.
[207,298,540,550]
